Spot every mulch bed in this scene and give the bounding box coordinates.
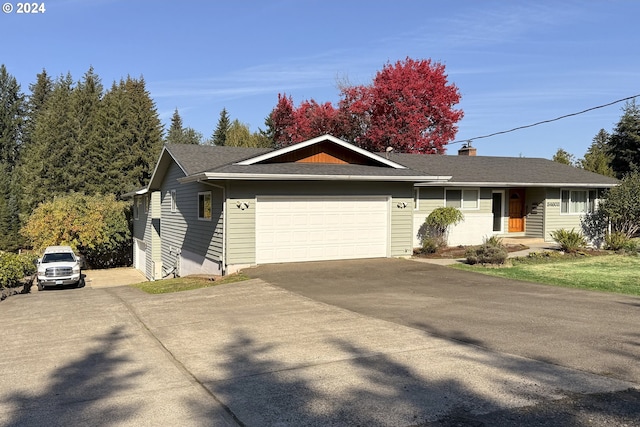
[414,244,529,259]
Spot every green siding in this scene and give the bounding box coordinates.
[160,162,224,274]
[544,188,586,241]
[525,188,546,238]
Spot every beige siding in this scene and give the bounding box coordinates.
[226,181,413,265]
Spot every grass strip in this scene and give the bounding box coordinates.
[131,272,250,294]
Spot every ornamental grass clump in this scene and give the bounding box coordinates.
[550,228,587,253]
[465,236,508,265]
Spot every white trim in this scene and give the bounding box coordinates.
[235,134,407,169]
[417,181,617,188]
[170,189,177,213]
[179,172,450,183]
[559,188,598,215]
[413,188,420,211]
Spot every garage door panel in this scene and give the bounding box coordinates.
[256,197,389,264]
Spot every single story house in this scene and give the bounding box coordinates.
[126,135,618,280]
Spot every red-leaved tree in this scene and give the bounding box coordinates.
[271,57,463,153]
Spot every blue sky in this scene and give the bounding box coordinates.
[2,0,638,159]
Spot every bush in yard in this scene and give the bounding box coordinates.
[550,228,587,253]
[422,207,464,248]
[420,237,440,254]
[21,193,131,268]
[598,172,640,238]
[465,236,508,265]
[581,209,609,249]
[0,251,37,289]
[605,231,630,251]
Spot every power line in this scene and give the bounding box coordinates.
[451,93,640,146]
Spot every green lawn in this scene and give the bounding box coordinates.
[453,254,640,295]
[131,273,250,294]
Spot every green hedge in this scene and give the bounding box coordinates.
[0,252,38,288]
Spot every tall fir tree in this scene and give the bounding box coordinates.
[579,129,614,177]
[608,100,640,178]
[166,108,184,144]
[0,64,25,168]
[211,108,230,146]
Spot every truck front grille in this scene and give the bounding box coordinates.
[45,267,73,277]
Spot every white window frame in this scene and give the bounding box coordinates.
[413,188,420,211]
[560,189,598,215]
[144,194,149,214]
[445,188,480,210]
[198,191,212,221]
[170,190,177,213]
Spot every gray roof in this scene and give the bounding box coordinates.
[391,154,619,186]
[162,143,618,187]
[165,144,272,175]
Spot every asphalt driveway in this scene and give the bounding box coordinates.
[1,259,639,426]
[246,258,640,385]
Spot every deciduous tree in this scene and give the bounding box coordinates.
[552,148,576,166]
[271,58,463,153]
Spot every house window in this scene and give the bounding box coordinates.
[445,189,479,210]
[198,191,212,220]
[171,190,177,213]
[413,188,419,210]
[144,195,149,214]
[133,197,139,220]
[561,189,598,214]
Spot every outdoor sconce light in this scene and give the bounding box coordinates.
[397,202,407,209]
[236,201,250,210]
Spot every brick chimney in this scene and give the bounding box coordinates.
[458,142,477,156]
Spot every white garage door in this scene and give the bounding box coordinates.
[256,196,389,264]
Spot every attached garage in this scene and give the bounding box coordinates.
[255,196,390,264]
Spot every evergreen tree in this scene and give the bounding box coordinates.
[116,76,164,193]
[552,148,576,166]
[165,108,202,145]
[257,113,276,148]
[608,100,640,178]
[166,108,184,144]
[579,129,614,177]
[212,108,230,146]
[71,67,104,194]
[0,64,25,168]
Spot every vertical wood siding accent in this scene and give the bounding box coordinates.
[525,188,546,238]
[226,181,413,264]
[160,162,224,275]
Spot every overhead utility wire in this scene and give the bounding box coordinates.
[451,93,640,146]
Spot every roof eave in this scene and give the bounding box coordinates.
[179,172,452,183]
[415,181,618,188]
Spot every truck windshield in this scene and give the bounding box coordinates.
[42,253,75,263]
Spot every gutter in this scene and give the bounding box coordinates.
[415,182,619,188]
[198,180,227,276]
[179,172,452,184]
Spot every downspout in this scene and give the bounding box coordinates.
[199,180,227,276]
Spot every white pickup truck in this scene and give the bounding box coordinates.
[36,246,84,291]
